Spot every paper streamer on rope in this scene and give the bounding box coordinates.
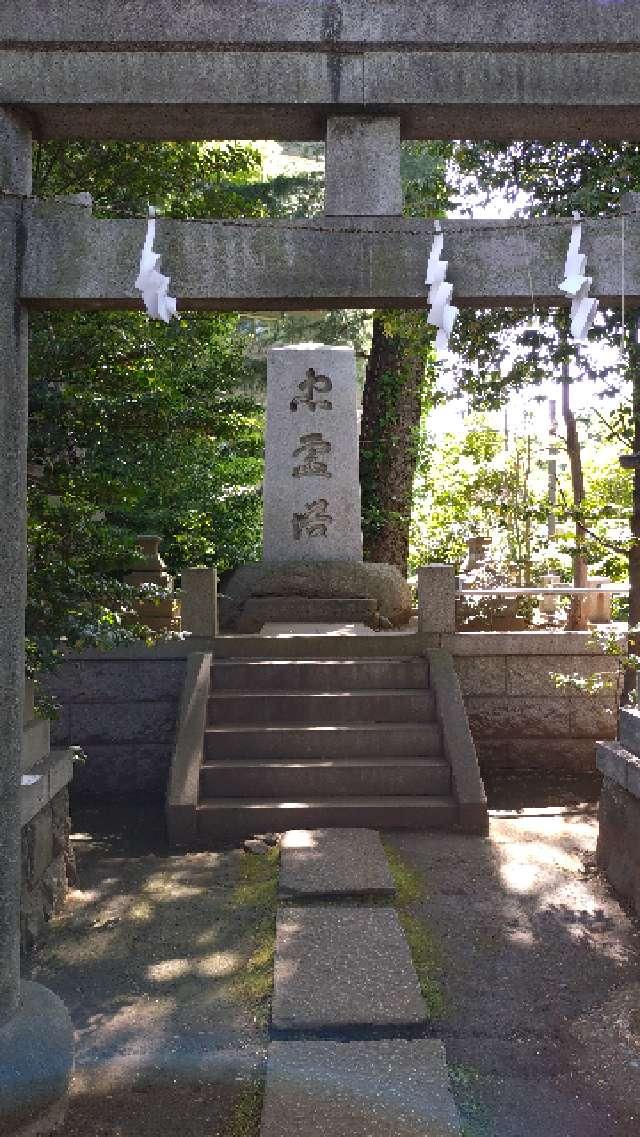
[135,207,178,323]
[558,216,599,341]
[426,221,458,352]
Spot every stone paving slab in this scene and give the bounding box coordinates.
[279,828,396,899]
[272,905,427,1032]
[260,1038,461,1137]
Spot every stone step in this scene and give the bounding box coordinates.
[207,689,436,726]
[236,596,379,633]
[260,1039,462,1137]
[204,722,442,761]
[279,828,396,899]
[271,904,428,1032]
[196,796,458,840]
[211,657,429,692]
[200,757,451,798]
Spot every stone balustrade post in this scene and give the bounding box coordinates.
[181,567,219,638]
[418,565,457,635]
[324,115,403,217]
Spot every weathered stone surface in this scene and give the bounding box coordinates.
[454,656,506,697]
[279,829,395,899]
[222,561,412,630]
[72,742,172,799]
[272,904,427,1031]
[236,597,379,634]
[261,1039,461,1137]
[325,116,402,217]
[475,737,599,773]
[22,206,640,311]
[418,566,456,635]
[264,345,362,563]
[506,654,621,697]
[619,706,640,757]
[44,656,186,704]
[596,741,630,789]
[428,650,488,835]
[0,980,73,1135]
[571,696,618,740]
[180,566,218,638]
[69,700,178,744]
[465,697,571,740]
[598,777,640,918]
[7,2,640,49]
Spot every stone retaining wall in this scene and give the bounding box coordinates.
[450,634,623,775]
[45,655,187,799]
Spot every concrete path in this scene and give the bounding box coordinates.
[389,806,640,1137]
[272,904,428,1033]
[261,1039,461,1137]
[279,828,396,899]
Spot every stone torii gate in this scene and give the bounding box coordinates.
[4,2,640,1130]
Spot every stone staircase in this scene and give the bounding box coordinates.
[168,653,487,844]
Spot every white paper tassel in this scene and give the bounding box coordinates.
[426,222,458,352]
[135,209,178,323]
[559,218,598,342]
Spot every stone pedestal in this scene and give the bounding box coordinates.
[263,345,363,564]
[181,566,218,638]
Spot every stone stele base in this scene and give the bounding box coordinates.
[0,981,74,1137]
[219,561,413,633]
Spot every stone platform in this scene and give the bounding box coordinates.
[219,561,413,633]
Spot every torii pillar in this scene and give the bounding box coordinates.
[0,109,73,1137]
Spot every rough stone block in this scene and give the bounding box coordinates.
[598,778,640,918]
[571,696,618,739]
[260,1039,461,1137]
[596,741,630,789]
[454,656,506,696]
[69,699,178,744]
[465,696,571,739]
[44,656,186,703]
[619,707,640,757]
[279,829,395,899]
[418,565,456,634]
[325,115,403,217]
[263,345,363,563]
[272,905,427,1032]
[21,806,53,888]
[181,566,218,637]
[22,717,51,771]
[506,654,620,697]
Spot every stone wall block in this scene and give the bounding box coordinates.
[619,707,640,757]
[597,778,640,918]
[570,696,618,740]
[44,658,186,703]
[454,656,506,696]
[69,700,178,744]
[506,654,620,697]
[465,696,571,740]
[71,743,171,799]
[49,705,70,747]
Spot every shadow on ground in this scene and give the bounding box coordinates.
[25,803,275,1137]
[388,775,640,1137]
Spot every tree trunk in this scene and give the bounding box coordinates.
[624,318,640,702]
[359,314,424,572]
[561,364,589,631]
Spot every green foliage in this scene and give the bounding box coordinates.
[28,140,266,676]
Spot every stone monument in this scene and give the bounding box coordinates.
[221,343,412,632]
[263,344,362,563]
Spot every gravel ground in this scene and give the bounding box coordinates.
[389,777,640,1137]
[25,805,270,1137]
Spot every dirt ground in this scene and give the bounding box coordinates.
[25,805,272,1137]
[25,775,640,1137]
[390,774,640,1137]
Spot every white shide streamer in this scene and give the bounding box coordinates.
[135,208,178,323]
[559,217,599,342]
[426,221,458,353]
